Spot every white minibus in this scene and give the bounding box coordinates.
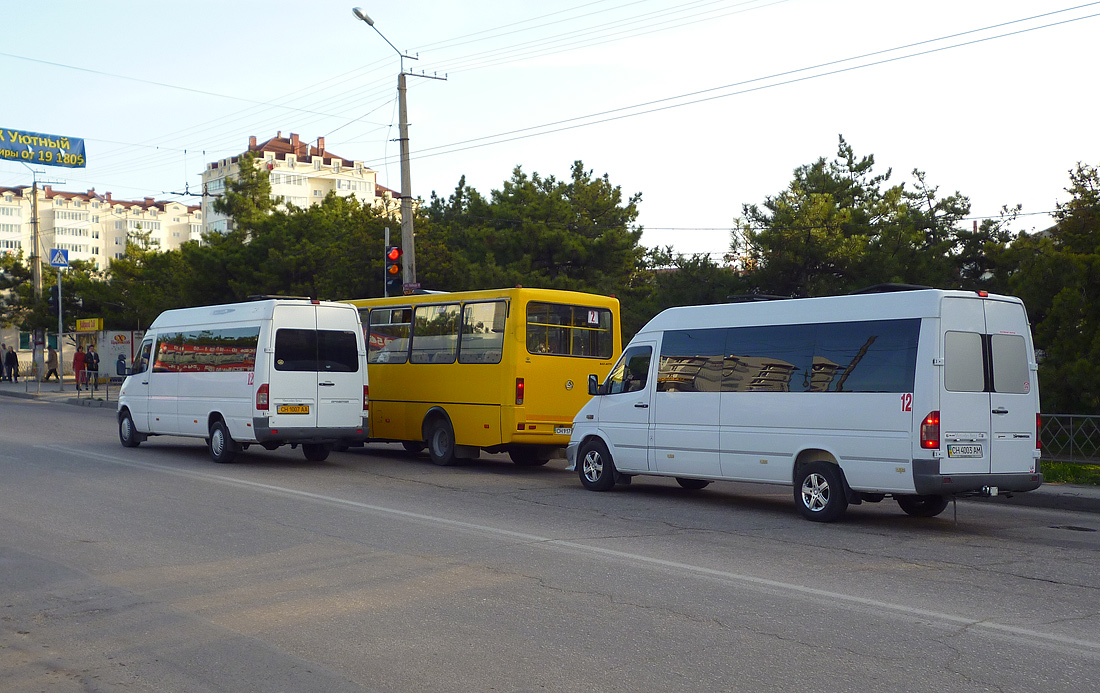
[117,298,369,463]
[567,289,1042,521]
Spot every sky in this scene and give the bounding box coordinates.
[2,0,1097,259]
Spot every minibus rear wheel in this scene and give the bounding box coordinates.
[578,439,616,491]
[794,462,849,522]
[896,494,950,518]
[426,417,457,466]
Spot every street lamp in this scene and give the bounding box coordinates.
[352,7,417,289]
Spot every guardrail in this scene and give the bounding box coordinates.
[1042,414,1100,465]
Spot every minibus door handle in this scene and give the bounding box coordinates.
[319,381,336,387]
[992,407,1009,415]
[634,403,649,409]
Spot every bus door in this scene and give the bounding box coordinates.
[270,305,321,430]
[596,343,655,472]
[940,298,993,476]
[984,300,1039,475]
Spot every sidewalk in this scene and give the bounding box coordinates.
[1,377,1097,515]
[0,375,116,408]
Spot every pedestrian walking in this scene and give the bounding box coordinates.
[0,343,7,382]
[5,346,18,383]
[86,344,101,391]
[73,345,86,391]
[44,346,60,382]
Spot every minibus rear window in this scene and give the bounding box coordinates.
[275,329,360,372]
[991,334,1029,394]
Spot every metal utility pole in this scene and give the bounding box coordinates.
[352,7,446,291]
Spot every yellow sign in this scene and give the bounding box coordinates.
[75,318,103,332]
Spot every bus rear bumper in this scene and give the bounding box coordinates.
[912,459,1043,496]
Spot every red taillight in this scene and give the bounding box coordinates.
[1036,413,1042,450]
[364,385,370,412]
[515,378,524,405]
[256,383,269,411]
[920,411,940,449]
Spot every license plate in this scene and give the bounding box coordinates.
[947,444,983,458]
[555,426,572,436]
[277,404,310,415]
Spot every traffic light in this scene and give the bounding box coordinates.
[47,284,60,313]
[385,245,402,296]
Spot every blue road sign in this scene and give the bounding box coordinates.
[49,248,69,267]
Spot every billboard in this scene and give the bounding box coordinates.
[0,128,86,168]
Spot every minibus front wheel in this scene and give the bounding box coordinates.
[578,439,616,491]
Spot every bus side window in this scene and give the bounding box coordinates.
[133,340,153,374]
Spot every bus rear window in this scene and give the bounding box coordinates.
[526,302,613,358]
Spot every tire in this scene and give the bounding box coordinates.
[402,441,426,455]
[426,417,457,466]
[676,477,711,490]
[119,409,141,448]
[208,420,239,464]
[896,494,950,518]
[578,439,616,491]
[302,443,330,462]
[509,447,550,467]
[794,462,849,522]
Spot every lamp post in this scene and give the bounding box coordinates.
[352,7,418,289]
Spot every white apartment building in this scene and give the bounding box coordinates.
[201,132,396,234]
[0,186,201,269]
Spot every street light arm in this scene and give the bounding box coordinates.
[351,7,409,62]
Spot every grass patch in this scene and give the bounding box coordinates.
[1042,461,1100,485]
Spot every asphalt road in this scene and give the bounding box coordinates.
[2,397,1098,692]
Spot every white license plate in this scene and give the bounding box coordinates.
[555,426,573,436]
[947,444,983,458]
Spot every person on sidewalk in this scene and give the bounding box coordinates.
[0,343,7,382]
[73,345,86,391]
[44,346,60,382]
[86,345,101,391]
[5,346,18,383]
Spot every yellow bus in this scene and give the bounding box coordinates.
[346,288,621,466]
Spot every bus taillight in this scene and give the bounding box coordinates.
[920,411,940,449]
[1036,413,1042,450]
[364,385,370,412]
[515,378,525,405]
[256,383,270,411]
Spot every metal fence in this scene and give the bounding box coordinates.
[1042,414,1100,465]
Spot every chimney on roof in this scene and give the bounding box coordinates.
[291,133,300,155]
[43,185,52,195]
[144,197,155,206]
[249,135,257,149]
[317,136,325,155]
[277,131,282,139]
[106,192,113,202]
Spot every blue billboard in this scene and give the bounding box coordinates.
[0,128,86,168]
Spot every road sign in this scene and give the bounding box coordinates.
[49,248,69,267]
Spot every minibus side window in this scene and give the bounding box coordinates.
[945,331,986,392]
[606,346,652,395]
[133,340,152,374]
[658,329,724,392]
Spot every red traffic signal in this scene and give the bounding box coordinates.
[385,246,403,295]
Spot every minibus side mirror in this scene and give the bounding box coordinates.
[588,374,601,396]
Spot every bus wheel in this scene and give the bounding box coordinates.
[578,439,616,491]
[119,410,141,448]
[896,494,950,518]
[208,420,239,464]
[676,477,710,490]
[402,441,426,455]
[794,462,848,522]
[302,444,330,462]
[509,447,549,466]
[426,418,457,466]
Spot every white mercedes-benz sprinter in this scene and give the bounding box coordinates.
[118,298,369,463]
[567,289,1042,522]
